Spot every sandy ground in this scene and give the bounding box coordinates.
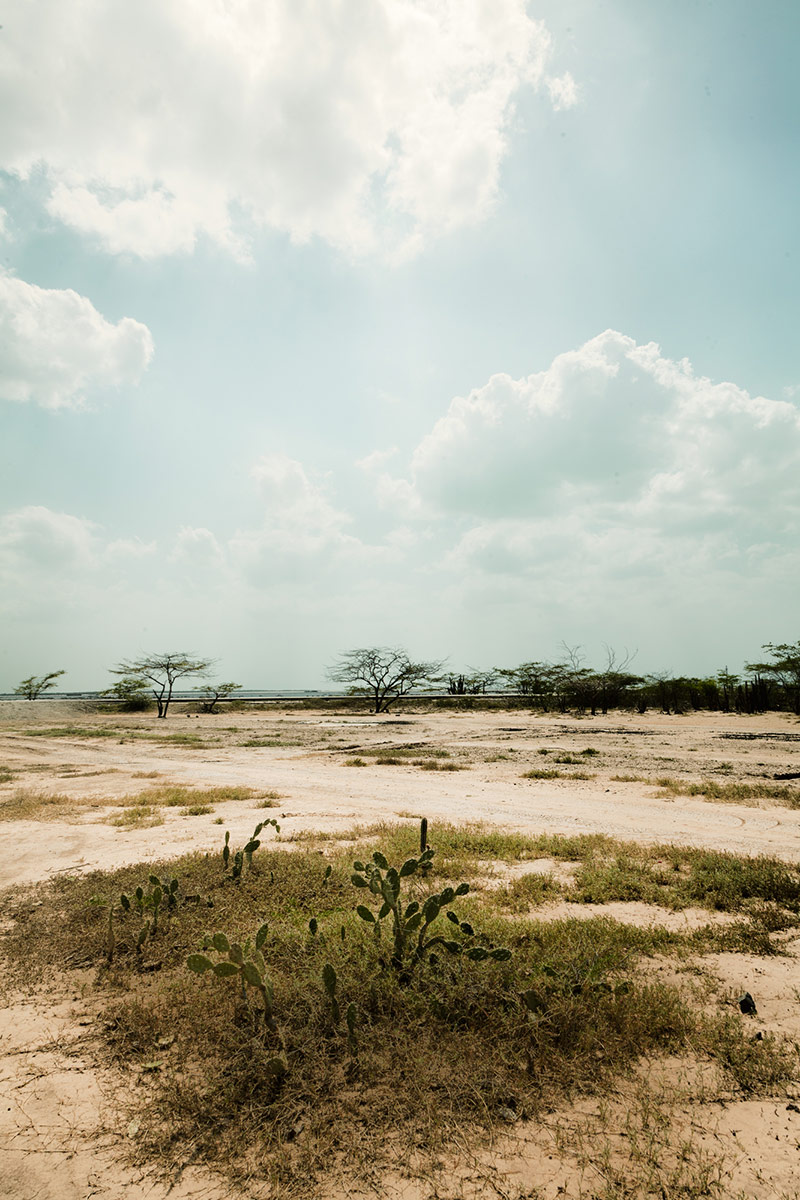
[2,703,800,1198]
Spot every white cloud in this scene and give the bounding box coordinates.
[170,526,225,568]
[0,506,98,572]
[546,72,579,111]
[0,0,566,259]
[0,272,154,409]
[403,330,800,541]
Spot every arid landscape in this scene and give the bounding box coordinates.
[2,701,800,1199]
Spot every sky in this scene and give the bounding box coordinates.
[1,0,799,691]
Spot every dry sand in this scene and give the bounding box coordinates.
[2,703,799,1198]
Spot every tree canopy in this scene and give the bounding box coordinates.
[329,647,445,713]
[110,652,212,718]
[13,670,65,700]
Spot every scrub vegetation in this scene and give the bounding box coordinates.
[3,820,798,1197]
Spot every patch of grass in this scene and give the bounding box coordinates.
[120,785,258,808]
[4,825,797,1193]
[610,774,647,783]
[345,757,367,767]
[571,844,800,915]
[0,788,83,821]
[654,777,800,807]
[240,738,284,747]
[699,1014,799,1094]
[19,725,121,739]
[180,804,213,816]
[108,805,164,829]
[522,768,594,780]
[131,771,162,779]
[0,766,15,784]
[1,853,704,1192]
[581,747,600,756]
[415,758,465,771]
[490,871,563,911]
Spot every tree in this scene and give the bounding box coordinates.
[329,647,445,713]
[198,681,242,714]
[746,642,800,714]
[446,668,497,695]
[109,652,212,719]
[100,676,152,712]
[13,670,65,700]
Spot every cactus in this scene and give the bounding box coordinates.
[222,819,280,880]
[351,841,511,971]
[345,1002,358,1055]
[188,922,278,1035]
[322,962,340,1023]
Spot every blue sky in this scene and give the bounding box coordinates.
[1,0,798,690]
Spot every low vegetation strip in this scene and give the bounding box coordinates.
[0,784,264,822]
[2,821,798,1197]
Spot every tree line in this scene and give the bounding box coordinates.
[9,641,800,717]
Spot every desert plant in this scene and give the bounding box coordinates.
[187,925,286,1073]
[322,963,358,1054]
[222,819,280,879]
[351,846,511,971]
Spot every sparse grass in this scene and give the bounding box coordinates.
[611,773,647,783]
[345,756,367,767]
[416,758,465,771]
[0,849,704,1193]
[0,788,85,821]
[0,783,261,823]
[108,805,164,829]
[571,845,800,914]
[119,784,259,808]
[0,766,14,784]
[131,771,162,779]
[19,725,121,739]
[180,804,213,816]
[654,777,800,807]
[3,822,799,1195]
[522,768,595,780]
[241,738,285,747]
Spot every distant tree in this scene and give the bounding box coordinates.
[199,681,242,714]
[746,641,800,713]
[446,668,497,695]
[100,676,152,712]
[329,647,445,713]
[594,645,639,714]
[109,652,213,719]
[13,670,65,700]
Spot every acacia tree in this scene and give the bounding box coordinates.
[13,670,66,700]
[329,647,445,713]
[198,681,242,714]
[109,652,212,719]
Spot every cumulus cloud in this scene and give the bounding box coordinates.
[381,330,800,593]
[0,505,98,573]
[0,272,154,408]
[0,0,566,258]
